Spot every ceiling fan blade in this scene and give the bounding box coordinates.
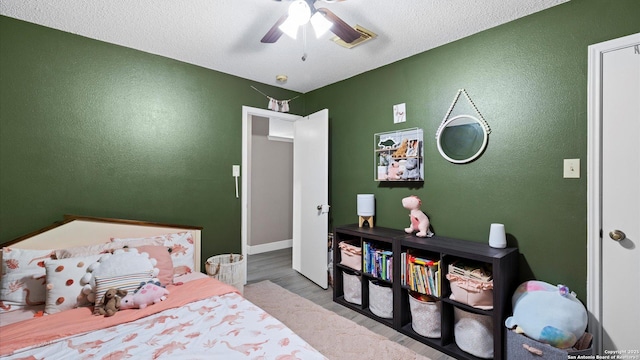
[261,13,288,43]
[317,8,360,43]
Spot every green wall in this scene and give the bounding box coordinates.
[1,0,639,300]
[0,16,302,269]
[306,0,639,300]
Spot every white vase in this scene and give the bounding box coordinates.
[488,223,506,248]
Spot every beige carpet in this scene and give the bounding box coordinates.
[244,280,431,360]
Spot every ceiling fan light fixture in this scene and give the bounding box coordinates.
[310,12,333,38]
[288,0,311,26]
[278,16,299,39]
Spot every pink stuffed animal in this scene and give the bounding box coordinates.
[120,281,169,310]
[402,195,434,238]
[387,162,402,180]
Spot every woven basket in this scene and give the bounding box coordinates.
[206,254,245,294]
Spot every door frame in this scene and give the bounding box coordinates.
[241,106,301,283]
[586,32,639,355]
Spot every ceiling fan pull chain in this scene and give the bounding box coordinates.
[301,25,308,61]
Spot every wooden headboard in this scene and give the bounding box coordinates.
[2,215,203,272]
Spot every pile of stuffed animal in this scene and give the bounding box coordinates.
[505,280,588,349]
[95,280,169,317]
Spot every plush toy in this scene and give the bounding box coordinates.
[120,280,169,310]
[402,195,433,237]
[392,138,409,158]
[387,162,402,180]
[402,158,420,180]
[378,138,397,149]
[505,280,588,349]
[96,288,127,317]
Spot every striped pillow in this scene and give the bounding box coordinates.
[93,271,153,315]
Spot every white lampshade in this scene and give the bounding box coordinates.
[488,223,507,248]
[278,16,300,39]
[310,11,333,38]
[288,0,311,25]
[357,194,375,216]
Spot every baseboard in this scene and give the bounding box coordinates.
[248,239,292,255]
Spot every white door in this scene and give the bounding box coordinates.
[600,38,640,351]
[292,109,329,289]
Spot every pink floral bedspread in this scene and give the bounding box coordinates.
[1,280,327,360]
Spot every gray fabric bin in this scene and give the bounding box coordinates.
[343,271,362,305]
[506,329,593,360]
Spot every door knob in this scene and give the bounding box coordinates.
[609,230,626,241]
[317,205,322,210]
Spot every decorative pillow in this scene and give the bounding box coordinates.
[112,232,195,279]
[81,248,159,303]
[93,271,154,315]
[133,245,173,286]
[0,248,54,313]
[55,238,164,259]
[44,254,101,314]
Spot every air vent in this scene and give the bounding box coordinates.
[331,25,377,49]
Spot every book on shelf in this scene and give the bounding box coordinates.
[401,252,440,296]
[363,242,393,282]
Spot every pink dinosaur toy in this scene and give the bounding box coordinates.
[120,281,169,310]
[402,195,434,238]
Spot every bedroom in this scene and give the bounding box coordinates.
[0,0,638,358]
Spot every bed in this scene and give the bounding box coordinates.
[0,215,327,359]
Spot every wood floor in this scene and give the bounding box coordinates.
[247,248,454,360]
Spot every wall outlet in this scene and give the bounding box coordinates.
[232,165,240,177]
[563,159,580,178]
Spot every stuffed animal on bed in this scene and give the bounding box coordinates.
[402,195,433,238]
[120,280,169,310]
[504,280,588,349]
[95,288,127,317]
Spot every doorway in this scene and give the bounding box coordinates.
[241,106,330,289]
[241,107,301,286]
[247,115,294,255]
[587,32,640,354]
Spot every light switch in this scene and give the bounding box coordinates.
[563,159,580,178]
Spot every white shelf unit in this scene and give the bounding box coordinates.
[374,128,424,182]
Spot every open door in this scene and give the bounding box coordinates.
[292,109,329,289]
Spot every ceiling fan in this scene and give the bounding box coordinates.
[261,0,361,44]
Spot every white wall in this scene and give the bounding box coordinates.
[249,117,293,253]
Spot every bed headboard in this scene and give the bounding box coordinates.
[2,215,202,272]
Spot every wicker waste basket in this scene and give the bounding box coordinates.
[206,254,245,294]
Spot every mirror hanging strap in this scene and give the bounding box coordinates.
[435,89,491,139]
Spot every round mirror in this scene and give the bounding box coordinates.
[436,115,488,164]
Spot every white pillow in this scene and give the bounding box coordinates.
[112,232,195,278]
[81,248,159,303]
[0,247,54,313]
[44,254,102,314]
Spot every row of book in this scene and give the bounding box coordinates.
[363,242,393,281]
[401,252,440,297]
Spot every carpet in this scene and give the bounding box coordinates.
[243,280,432,360]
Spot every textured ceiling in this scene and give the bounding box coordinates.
[0,0,568,93]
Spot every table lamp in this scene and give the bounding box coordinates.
[357,194,375,227]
